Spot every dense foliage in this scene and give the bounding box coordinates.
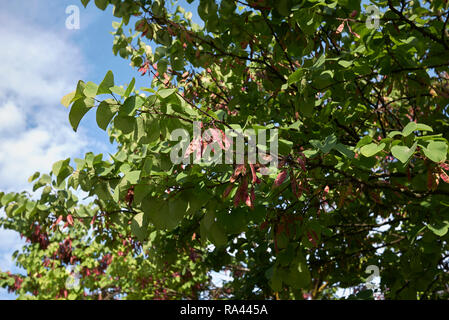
[2,0,449,299]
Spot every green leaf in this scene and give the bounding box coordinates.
[288,69,304,84]
[28,172,40,183]
[275,0,290,16]
[131,212,150,241]
[81,0,90,7]
[299,96,315,117]
[147,118,160,142]
[94,0,108,10]
[73,80,86,101]
[268,267,283,292]
[427,221,449,237]
[52,158,69,177]
[69,99,92,132]
[1,193,16,207]
[286,256,311,289]
[387,131,402,138]
[356,135,373,149]
[335,143,355,158]
[415,123,433,132]
[158,88,177,99]
[39,174,52,185]
[142,197,187,231]
[97,71,114,95]
[112,21,122,29]
[120,96,144,115]
[133,117,144,143]
[134,184,152,205]
[423,141,448,163]
[402,122,433,137]
[96,101,117,130]
[110,86,126,96]
[124,171,141,184]
[33,174,51,191]
[83,81,99,98]
[360,143,385,157]
[168,199,188,226]
[124,78,135,98]
[61,91,75,107]
[208,222,227,247]
[338,60,353,68]
[142,198,165,229]
[114,116,136,134]
[278,139,293,155]
[5,203,18,218]
[310,134,337,154]
[73,155,87,171]
[312,54,325,69]
[287,120,302,131]
[391,142,417,164]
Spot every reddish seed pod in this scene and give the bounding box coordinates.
[336,22,344,34]
[223,184,234,199]
[230,164,246,183]
[233,189,242,207]
[440,170,449,183]
[274,170,287,187]
[245,188,254,209]
[249,163,258,184]
[67,214,74,226]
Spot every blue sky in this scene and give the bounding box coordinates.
[0,0,223,300]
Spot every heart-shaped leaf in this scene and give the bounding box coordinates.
[427,220,449,237]
[423,141,448,163]
[402,122,433,137]
[391,142,417,164]
[360,143,385,157]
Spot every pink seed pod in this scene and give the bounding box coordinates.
[274,170,287,187]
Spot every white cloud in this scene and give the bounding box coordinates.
[0,102,26,134]
[0,10,90,192]
[0,13,87,106]
[0,3,97,300]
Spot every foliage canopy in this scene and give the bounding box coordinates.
[2,0,449,299]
